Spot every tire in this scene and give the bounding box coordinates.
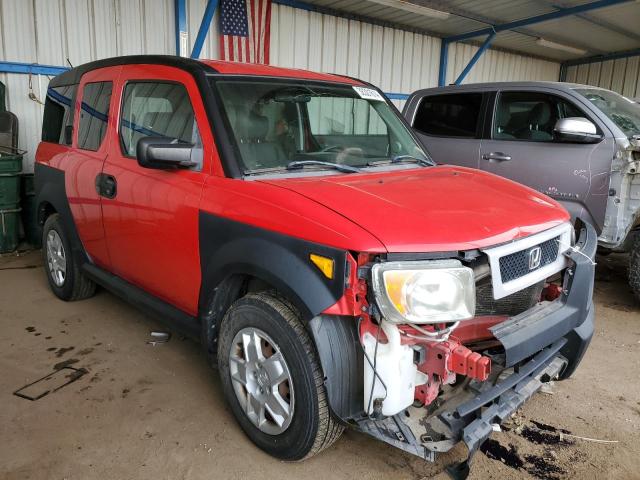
[629,234,640,302]
[217,291,343,460]
[42,214,96,301]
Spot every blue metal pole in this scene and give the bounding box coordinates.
[454,31,496,85]
[446,0,631,43]
[563,47,640,67]
[438,39,449,87]
[175,0,187,57]
[191,0,219,59]
[0,61,69,76]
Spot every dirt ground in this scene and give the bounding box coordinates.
[1,249,639,480]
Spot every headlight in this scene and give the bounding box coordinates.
[371,260,475,324]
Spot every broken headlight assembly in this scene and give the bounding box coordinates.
[371,259,475,324]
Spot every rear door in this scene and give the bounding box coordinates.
[100,65,214,315]
[479,89,615,232]
[405,91,486,168]
[62,67,118,269]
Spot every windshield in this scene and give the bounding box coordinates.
[575,88,640,138]
[212,79,429,174]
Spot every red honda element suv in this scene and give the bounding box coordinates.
[35,56,596,477]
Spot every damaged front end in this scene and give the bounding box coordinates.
[600,136,640,250]
[311,222,597,479]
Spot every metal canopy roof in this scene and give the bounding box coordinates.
[297,0,640,62]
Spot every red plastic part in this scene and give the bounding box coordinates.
[451,345,491,381]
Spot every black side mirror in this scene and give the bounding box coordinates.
[136,137,196,170]
[553,117,603,144]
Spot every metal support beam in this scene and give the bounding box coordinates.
[454,31,496,85]
[0,61,68,76]
[445,0,632,43]
[438,39,449,87]
[175,0,188,57]
[562,48,640,69]
[191,0,219,59]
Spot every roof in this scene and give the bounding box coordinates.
[200,60,363,84]
[49,55,361,88]
[297,0,640,62]
[407,80,610,96]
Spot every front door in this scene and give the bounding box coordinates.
[100,65,214,315]
[480,89,615,233]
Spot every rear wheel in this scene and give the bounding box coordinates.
[217,292,343,460]
[42,214,96,301]
[629,234,640,302]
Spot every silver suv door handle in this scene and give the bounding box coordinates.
[482,152,512,162]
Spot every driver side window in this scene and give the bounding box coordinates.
[119,81,201,157]
[494,91,588,142]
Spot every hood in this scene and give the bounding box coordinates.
[260,166,570,253]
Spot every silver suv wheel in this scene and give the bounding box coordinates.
[229,327,294,435]
[46,230,66,287]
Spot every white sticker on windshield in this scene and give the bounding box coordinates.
[353,86,386,102]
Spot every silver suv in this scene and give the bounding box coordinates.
[403,82,640,299]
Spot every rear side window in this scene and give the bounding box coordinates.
[413,93,483,138]
[494,91,589,142]
[78,82,112,151]
[119,82,200,157]
[42,84,77,144]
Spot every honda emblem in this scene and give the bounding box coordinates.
[528,246,542,270]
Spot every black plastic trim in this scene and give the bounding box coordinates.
[49,55,218,88]
[34,163,88,264]
[82,263,200,340]
[490,222,597,367]
[198,211,347,321]
[309,315,363,420]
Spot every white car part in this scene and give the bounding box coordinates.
[363,321,427,416]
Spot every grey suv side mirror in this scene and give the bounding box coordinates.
[553,117,603,144]
[136,137,196,170]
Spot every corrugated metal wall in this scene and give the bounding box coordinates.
[1,0,560,171]
[270,4,561,110]
[564,56,640,98]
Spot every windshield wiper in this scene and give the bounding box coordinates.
[366,155,435,167]
[286,160,361,173]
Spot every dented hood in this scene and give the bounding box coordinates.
[261,166,570,252]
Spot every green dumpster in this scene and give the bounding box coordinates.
[0,152,22,253]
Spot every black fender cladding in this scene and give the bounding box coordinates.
[34,163,89,265]
[198,211,347,320]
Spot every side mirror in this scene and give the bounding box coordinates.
[136,137,196,170]
[554,117,603,144]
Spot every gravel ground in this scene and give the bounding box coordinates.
[0,250,639,480]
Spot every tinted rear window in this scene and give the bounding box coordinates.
[78,82,112,151]
[413,93,483,138]
[42,84,77,144]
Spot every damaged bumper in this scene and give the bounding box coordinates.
[355,223,598,476]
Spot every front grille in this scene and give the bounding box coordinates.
[476,280,544,317]
[498,236,559,283]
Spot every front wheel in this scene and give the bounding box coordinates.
[217,292,343,460]
[629,234,640,302]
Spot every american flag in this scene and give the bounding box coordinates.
[219,0,272,64]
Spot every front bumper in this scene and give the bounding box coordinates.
[355,223,598,478]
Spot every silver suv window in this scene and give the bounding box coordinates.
[494,91,585,142]
[575,88,640,138]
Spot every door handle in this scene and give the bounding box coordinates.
[482,152,512,162]
[95,173,117,199]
